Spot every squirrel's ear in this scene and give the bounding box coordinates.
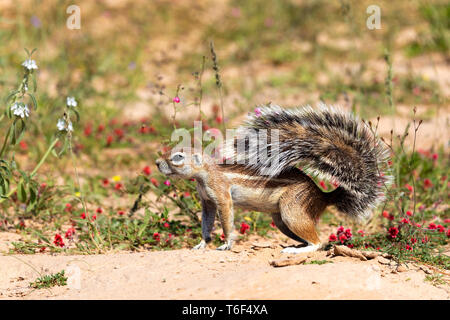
[192,153,202,167]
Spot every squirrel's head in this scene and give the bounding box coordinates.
[156,151,204,179]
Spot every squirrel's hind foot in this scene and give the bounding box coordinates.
[281,243,321,254]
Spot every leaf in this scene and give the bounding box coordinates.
[28,184,37,204]
[28,93,38,110]
[17,181,27,203]
[33,230,50,244]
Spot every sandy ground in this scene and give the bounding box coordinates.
[1,238,449,300]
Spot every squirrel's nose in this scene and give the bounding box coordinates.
[155,159,162,166]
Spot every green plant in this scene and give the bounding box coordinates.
[29,270,67,289]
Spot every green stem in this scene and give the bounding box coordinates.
[31,138,59,177]
[0,137,59,204]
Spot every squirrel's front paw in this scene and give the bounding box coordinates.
[192,240,207,250]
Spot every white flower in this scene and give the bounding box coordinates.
[10,103,30,118]
[22,59,38,70]
[57,118,73,132]
[66,96,77,107]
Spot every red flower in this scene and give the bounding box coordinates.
[240,222,250,234]
[270,221,276,228]
[423,178,433,188]
[406,210,413,216]
[151,178,159,187]
[164,222,170,228]
[106,135,113,146]
[405,245,412,251]
[143,166,152,175]
[437,225,445,233]
[96,207,103,214]
[431,153,438,160]
[215,116,222,124]
[357,230,365,237]
[80,212,86,219]
[422,236,429,243]
[347,244,354,248]
[19,140,28,151]
[65,203,73,212]
[338,234,348,243]
[400,218,410,224]
[388,227,399,239]
[114,183,123,191]
[428,222,437,230]
[84,125,92,137]
[118,211,125,216]
[53,234,65,247]
[405,184,413,192]
[114,128,124,139]
[65,227,75,239]
[410,238,417,245]
[220,233,225,241]
[344,228,352,239]
[329,233,337,242]
[153,232,160,241]
[97,124,105,133]
[319,181,327,190]
[382,210,394,221]
[102,178,110,187]
[182,192,191,198]
[92,214,97,221]
[446,229,450,238]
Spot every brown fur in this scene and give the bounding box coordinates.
[156,152,330,250]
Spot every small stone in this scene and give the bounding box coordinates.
[371,264,381,272]
[377,256,391,265]
[397,265,408,273]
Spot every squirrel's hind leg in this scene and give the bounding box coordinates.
[278,186,327,254]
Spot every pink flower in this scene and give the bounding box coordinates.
[164,222,170,228]
[406,210,413,216]
[254,108,261,117]
[164,180,171,186]
[431,153,438,160]
[173,96,180,103]
[357,230,365,237]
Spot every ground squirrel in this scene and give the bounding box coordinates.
[156,104,391,253]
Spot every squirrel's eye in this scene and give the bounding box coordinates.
[171,153,185,164]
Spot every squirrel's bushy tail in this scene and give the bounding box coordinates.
[225,104,391,219]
